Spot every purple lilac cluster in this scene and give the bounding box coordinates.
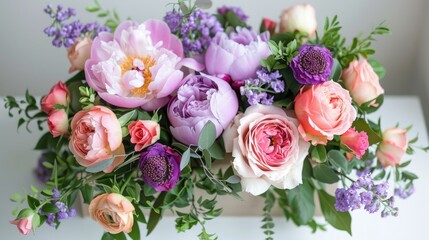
[394,183,415,199]
[34,152,52,183]
[43,4,109,48]
[164,9,223,55]
[335,173,398,217]
[217,6,249,22]
[39,189,76,227]
[240,68,285,105]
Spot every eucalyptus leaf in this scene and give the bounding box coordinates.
[118,110,136,127]
[180,148,191,171]
[225,175,241,184]
[328,150,348,173]
[85,157,115,173]
[330,58,342,82]
[313,164,339,184]
[198,121,216,150]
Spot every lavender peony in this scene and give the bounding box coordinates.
[205,28,271,84]
[167,74,238,145]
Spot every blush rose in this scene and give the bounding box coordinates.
[47,109,69,138]
[128,120,160,151]
[376,128,408,167]
[41,81,70,114]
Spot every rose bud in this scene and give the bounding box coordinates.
[128,120,160,151]
[260,18,277,35]
[342,59,385,106]
[376,128,408,167]
[88,193,135,234]
[67,37,92,73]
[279,4,317,37]
[340,128,369,159]
[41,81,71,114]
[10,213,34,235]
[47,109,69,137]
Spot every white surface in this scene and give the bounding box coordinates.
[0,96,428,240]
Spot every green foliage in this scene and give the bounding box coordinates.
[353,118,382,144]
[287,180,315,225]
[261,190,275,240]
[216,11,247,29]
[318,190,352,235]
[86,0,121,31]
[4,92,46,132]
[79,86,96,109]
[313,164,339,184]
[198,121,217,150]
[311,145,327,163]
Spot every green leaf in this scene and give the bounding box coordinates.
[85,157,115,173]
[225,11,247,28]
[302,158,313,179]
[16,208,34,219]
[352,118,382,145]
[32,213,41,230]
[318,190,352,235]
[101,232,114,240]
[313,164,339,184]
[402,170,418,180]
[128,218,141,240]
[399,160,411,168]
[41,203,59,214]
[203,149,212,169]
[27,196,40,210]
[330,58,342,82]
[225,175,241,184]
[311,145,327,163]
[133,203,146,223]
[328,150,348,173]
[10,193,21,202]
[208,140,225,160]
[146,192,166,236]
[198,121,216,150]
[110,232,127,240]
[180,148,191,171]
[368,59,386,79]
[287,180,315,225]
[118,110,136,127]
[80,185,94,204]
[86,6,101,12]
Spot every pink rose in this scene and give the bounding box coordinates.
[88,193,135,234]
[47,109,69,138]
[222,113,243,153]
[10,214,33,235]
[41,81,71,114]
[340,128,369,159]
[295,81,357,145]
[232,104,310,196]
[279,4,317,37]
[128,120,160,151]
[342,59,384,106]
[69,106,124,173]
[376,128,408,167]
[67,37,92,73]
[262,18,277,35]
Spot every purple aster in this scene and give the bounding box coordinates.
[290,44,333,85]
[217,6,248,22]
[164,10,183,32]
[138,143,181,191]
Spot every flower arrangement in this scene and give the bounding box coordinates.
[5,0,428,239]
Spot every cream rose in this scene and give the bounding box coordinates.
[88,193,135,234]
[279,4,317,37]
[342,59,384,106]
[231,104,310,196]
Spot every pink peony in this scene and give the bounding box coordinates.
[10,214,33,235]
[69,106,124,173]
[231,104,310,196]
[128,120,160,151]
[41,81,70,114]
[279,4,317,37]
[340,128,369,159]
[68,37,92,73]
[377,128,408,167]
[47,109,69,138]
[85,20,203,110]
[295,81,357,145]
[342,59,384,106]
[205,28,271,84]
[89,193,134,234]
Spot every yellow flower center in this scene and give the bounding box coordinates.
[120,56,156,96]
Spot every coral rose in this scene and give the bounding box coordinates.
[128,120,160,151]
[376,128,408,167]
[41,81,70,114]
[88,193,135,234]
[294,81,357,145]
[342,59,384,106]
[47,109,69,137]
[67,37,92,73]
[69,106,124,173]
[231,104,310,196]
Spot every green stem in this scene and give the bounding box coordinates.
[121,168,138,194]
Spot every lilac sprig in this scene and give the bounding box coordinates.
[240,68,285,105]
[335,173,398,217]
[164,8,223,55]
[217,6,249,22]
[38,189,76,227]
[43,4,109,48]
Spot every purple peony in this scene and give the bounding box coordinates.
[290,44,333,85]
[205,28,271,84]
[167,74,239,145]
[138,143,181,191]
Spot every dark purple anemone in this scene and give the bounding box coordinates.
[290,44,333,85]
[138,143,181,191]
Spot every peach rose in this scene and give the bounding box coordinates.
[41,81,70,114]
[376,128,408,167]
[340,128,369,159]
[69,106,124,173]
[88,193,135,234]
[232,104,310,196]
[128,120,160,152]
[279,4,317,37]
[68,37,92,73]
[342,59,384,106]
[10,214,33,235]
[295,81,357,145]
[47,109,69,137]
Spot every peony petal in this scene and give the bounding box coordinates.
[205,43,235,75]
[144,19,172,48]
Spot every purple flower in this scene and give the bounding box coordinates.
[394,184,415,199]
[34,153,52,183]
[205,28,271,83]
[241,68,284,105]
[290,44,333,85]
[217,6,248,22]
[335,188,350,212]
[374,182,389,198]
[139,143,181,191]
[360,191,373,205]
[167,74,238,145]
[164,10,183,32]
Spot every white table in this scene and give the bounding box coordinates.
[1,96,428,240]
